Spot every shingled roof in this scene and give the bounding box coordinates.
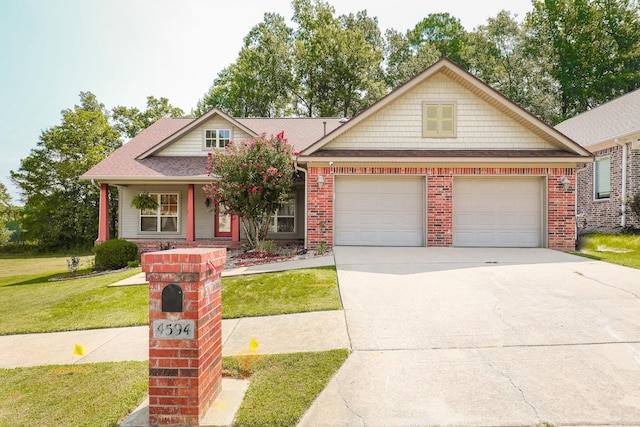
[555,88,640,148]
[81,115,343,182]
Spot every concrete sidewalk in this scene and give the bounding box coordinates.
[0,310,350,368]
[109,254,335,287]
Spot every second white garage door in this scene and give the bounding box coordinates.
[334,177,425,246]
[453,177,543,247]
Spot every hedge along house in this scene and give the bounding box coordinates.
[555,88,640,232]
[296,59,593,250]
[81,109,343,253]
[82,58,593,252]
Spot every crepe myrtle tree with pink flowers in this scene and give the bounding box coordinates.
[204,131,296,249]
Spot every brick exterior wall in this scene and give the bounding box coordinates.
[577,145,640,232]
[307,165,577,251]
[142,248,226,427]
[128,239,240,258]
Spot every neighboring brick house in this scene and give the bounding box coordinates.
[555,89,640,232]
[82,58,593,252]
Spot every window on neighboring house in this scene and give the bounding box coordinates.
[594,157,611,199]
[423,102,456,137]
[205,129,231,149]
[270,197,295,233]
[140,193,179,232]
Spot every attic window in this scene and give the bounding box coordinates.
[205,129,231,149]
[422,102,456,138]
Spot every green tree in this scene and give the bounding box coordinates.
[383,28,440,88]
[291,0,385,117]
[407,13,469,66]
[203,132,295,249]
[465,11,562,123]
[112,96,184,139]
[527,0,640,120]
[10,92,122,250]
[0,183,13,244]
[195,13,295,117]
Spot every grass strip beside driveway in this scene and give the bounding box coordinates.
[222,266,341,319]
[576,233,640,269]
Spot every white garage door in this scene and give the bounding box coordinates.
[334,177,425,246]
[453,178,543,247]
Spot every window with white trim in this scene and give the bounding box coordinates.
[594,157,611,199]
[269,197,295,233]
[140,193,179,232]
[205,129,231,149]
[422,102,456,137]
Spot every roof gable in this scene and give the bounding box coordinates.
[300,58,591,158]
[138,108,258,159]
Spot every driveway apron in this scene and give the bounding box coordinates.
[299,247,640,426]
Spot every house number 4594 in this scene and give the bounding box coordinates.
[152,320,195,340]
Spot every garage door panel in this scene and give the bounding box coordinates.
[454,178,543,248]
[335,177,424,246]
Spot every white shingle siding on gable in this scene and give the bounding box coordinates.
[156,117,254,156]
[326,74,555,150]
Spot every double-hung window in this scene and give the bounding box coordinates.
[270,197,295,233]
[423,102,456,137]
[140,193,179,232]
[205,129,231,149]
[594,157,611,199]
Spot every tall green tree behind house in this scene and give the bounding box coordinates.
[197,0,386,119]
[10,92,122,250]
[407,13,469,67]
[112,96,185,139]
[383,28,441,88]
[195,13,295,117]
[464,11,562,124]
[527,0,640,121]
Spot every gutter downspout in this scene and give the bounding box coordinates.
[615,139,628,227]
[294,158,308,250]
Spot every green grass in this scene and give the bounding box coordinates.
[0,257,341,335]
[0,266,147,335]
[224,349,350,427]
[0,350,351,427]
[0,361,148,427]
[222,267,341,319]
[575,232,640,269]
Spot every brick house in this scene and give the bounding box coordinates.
[82,59,592,252]
[555,89,640,232]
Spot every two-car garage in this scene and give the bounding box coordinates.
[333,176,544,248]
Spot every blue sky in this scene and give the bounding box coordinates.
[0,0,532,203]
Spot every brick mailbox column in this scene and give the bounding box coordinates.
[141,248,226,427]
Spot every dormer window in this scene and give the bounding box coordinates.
[422,102,456,137]
[205,129,231,149]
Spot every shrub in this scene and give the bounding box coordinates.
[256,240,276,255]
[93,239,138,270]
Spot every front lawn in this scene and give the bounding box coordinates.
[222,267,341,318]
[0,361,148,427]
[576,232,640,269]
[0,350,350,427]
[0,257,341,335]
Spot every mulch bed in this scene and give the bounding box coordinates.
[226,250,294,268]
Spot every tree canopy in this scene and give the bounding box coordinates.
[112,96,185,139]
[11,92,122,250]
[197,0,640,125]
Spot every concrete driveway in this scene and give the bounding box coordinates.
[299,247,640,427]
